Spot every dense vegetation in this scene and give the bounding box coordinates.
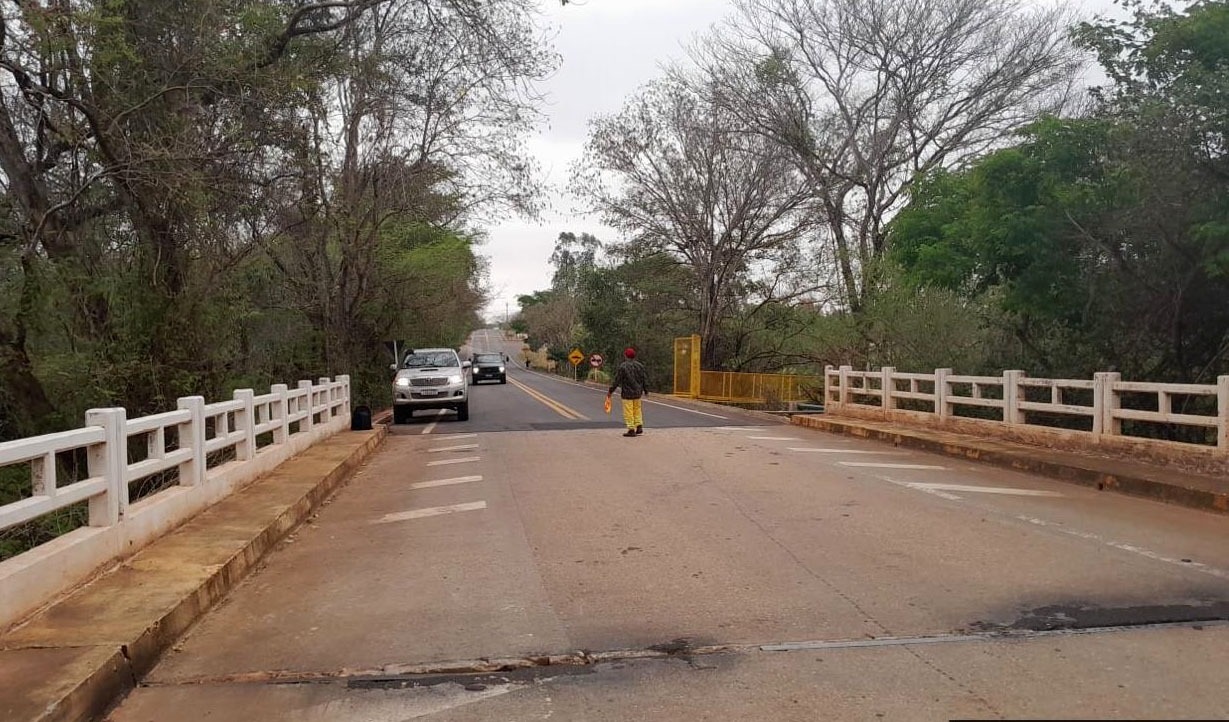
[0,0,555,554]
[516,0,1229,393]
[0,0,555,444]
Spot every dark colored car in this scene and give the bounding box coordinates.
[470,352,507,384]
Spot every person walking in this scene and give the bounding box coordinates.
[607,347,648,437]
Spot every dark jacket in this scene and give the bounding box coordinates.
[608,359,649,400]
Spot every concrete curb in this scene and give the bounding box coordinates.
[792,415,1229,515]
[0,426,388,722]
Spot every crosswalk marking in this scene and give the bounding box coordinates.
[411,476,483,490]
[375,501,487,524]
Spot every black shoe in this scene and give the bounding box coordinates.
[623,429,637,437]
[635,425,644,435]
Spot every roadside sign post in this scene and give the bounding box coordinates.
[589,353,604,382]
[568,348,584,382]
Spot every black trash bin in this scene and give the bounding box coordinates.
[351,405,373,431]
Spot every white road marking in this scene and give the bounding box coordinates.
[713,427,763,432]
[426,457,480,467]
[428,444,479,453]
[440,433,478,440]
[1016,515,1229,581]
[840,462,947,470]
[908,482,1062,497]
[788,448,906,455]
[749,436,799,441]
[643,400,729,419]
[876,475,964,500]
[374,501,488,524]
[411,476,482,490]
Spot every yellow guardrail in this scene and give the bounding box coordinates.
[673,335,820,403]
[695,370,822,403]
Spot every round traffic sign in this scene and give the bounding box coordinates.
[589,353,604,368]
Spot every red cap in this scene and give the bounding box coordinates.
[624,347,636,359]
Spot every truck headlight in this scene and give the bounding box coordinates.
[498,366,505,372]
[395,377,410,387]
[448,374,463,384]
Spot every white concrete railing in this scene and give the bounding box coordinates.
[824,366,1229,456]
[0,376,351,629]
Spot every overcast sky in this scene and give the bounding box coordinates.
[479,0,1121,321]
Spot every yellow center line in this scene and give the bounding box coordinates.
[508,377,589,420]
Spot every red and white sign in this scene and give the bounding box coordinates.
[589,353,604,368]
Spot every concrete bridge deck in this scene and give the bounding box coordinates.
[4,330,1229,721]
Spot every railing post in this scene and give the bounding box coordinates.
[298,380,315,433]
[85,408,127,526]
[177,396,206,486]
[838,365,852,407]
[1092,372,1109,437]
[271,383,289,444]
[1217,375,1228,451]
[935,368,952,421]
[317,377,331,421]
[881,367,896,416]
[824,365,834,408]
[338,374,351,417]
[1097,372,1122,437]
[1004,370,1025,425]
[234,389,256,461]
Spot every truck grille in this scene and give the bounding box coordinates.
[410,377,449,387]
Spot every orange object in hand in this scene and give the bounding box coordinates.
[604,395,612,414]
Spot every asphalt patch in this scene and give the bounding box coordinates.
[979,600,1229,632]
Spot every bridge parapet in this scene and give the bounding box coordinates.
[824,366,1229,473]
[0,375,351,630]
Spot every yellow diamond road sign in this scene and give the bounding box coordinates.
[568,348,584,366]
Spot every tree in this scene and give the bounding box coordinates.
[698,0,1084,311]
[574,73,819,367]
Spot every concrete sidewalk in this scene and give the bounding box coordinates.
[793,414,1229,515]
[0,428,386,722]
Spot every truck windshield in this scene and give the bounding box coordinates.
[403,352,458,368]
[474,354,503,364]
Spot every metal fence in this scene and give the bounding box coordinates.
[673,335,821,404]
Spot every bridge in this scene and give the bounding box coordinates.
[2,328,1229,721]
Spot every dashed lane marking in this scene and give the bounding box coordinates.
[876,474,964,500]
[787,448,907,454]
[839,462,947,470]
[748,436,800,441]
[428,444,480,453]
[908,482,1062,498]
[411,476,483,490]
[374,501,488,524]
[427,457,480,467]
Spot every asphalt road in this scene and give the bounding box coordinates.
[393,328,745,434]
[107,330,1229,721]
